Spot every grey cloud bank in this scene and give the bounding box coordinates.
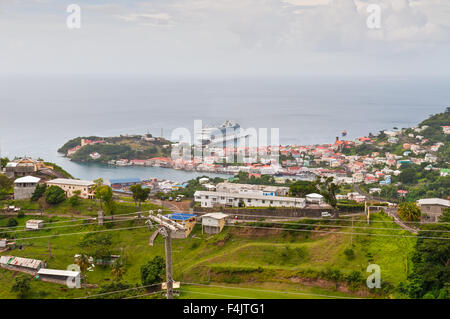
[0,0,449,76]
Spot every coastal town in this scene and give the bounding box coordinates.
[59,111,449,202]
[0,109,448,300]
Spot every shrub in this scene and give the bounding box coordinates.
[141,256,165,286]
[7,218,18,227]
[344,248,355,260]
[44,185,66,205]
[11,275,31,298]
[345,271,364,290]
[31,184,46,202]
[398,202,421,222]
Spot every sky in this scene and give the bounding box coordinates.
[0,0,450,76]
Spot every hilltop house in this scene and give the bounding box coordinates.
[4,158,53,178]
[14,176,41,200]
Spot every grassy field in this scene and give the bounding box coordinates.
[0,202,415,299]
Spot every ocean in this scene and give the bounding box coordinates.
[0,75,448,182]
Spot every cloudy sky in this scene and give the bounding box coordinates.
[1,0,449,76]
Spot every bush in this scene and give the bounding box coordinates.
[31,184,46,202]
[11,275,31,298]
[398,202,421,222]
[17,211,25,218]
[343,248,355,260]
[345,271,364,290]
[141,256,165,286]
[44,185,66,205]
[7,218,18,227]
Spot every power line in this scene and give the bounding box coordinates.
[173,210,450,225]
[11,225,150,242]
[236,220,450,234]
[122,290,165,299]
[5,212,450,242]
[224,224,450,240]
[178,289,256,299]
[0,216,139,234]
[0,211,144,230]
[77,283,163,299]
[181,282,364,299]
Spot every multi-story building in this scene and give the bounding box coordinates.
[194,190,306,208]
[46,178,95,199]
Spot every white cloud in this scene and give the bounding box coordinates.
[0,0,449,75]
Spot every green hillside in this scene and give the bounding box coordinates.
[0,212,414,299]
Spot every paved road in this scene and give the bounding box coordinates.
[352,184,419,234]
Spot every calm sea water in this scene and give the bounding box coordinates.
[0,75,448,182]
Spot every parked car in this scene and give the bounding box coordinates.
[169,197,173,201]
[321,212,331,217]
[175,197,181,202]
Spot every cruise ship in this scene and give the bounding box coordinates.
[196,120,249,146]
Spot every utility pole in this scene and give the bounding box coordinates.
[365,201,370,225]
[147,213,186,299]
[47,239,52,260]
[350,216,354,246]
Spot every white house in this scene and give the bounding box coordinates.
[306,193,324,204]
[194,191,306,208]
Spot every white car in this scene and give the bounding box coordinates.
[321,212,331,217]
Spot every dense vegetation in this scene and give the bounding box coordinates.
[59,135,172,163]
[399,208,450,299]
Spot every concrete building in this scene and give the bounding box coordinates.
[46,178,95,199]
[201,213,228,234]
[14,176,41,200]
[417,198,450,222]
[194,190,306,208]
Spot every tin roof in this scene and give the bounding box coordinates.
[167,213,196,221]
[8,256,43,269]
[201,213,228,220]
[37,268,80,277]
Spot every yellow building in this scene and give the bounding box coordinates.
[167,213,197,238]
[46,178,95,199]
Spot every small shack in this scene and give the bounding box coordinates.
[201,213,228,234]
[166,213,196,238]
[37,268,81,288]
[26,219,44,230]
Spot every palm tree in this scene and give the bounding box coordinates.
[314,176,338,209]
[111,260,126,281]
[75,253,91,284]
